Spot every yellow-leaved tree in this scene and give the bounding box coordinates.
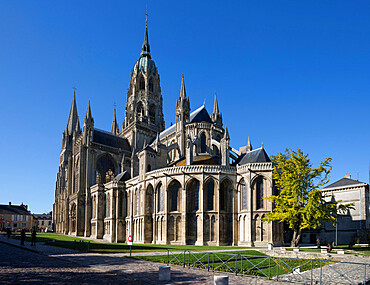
[264,148,353,247]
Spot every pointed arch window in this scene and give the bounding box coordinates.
[256,179,264,209]
[170,182,180,212]
[200,133,206,153]
[187,179,200,212]
[241,181,247,210]
[136,101,144,118]
[136,190,140,215]
[205,179,215,211]
[139,76,145,90]
[157,184,164,212]
[149,104,156,124]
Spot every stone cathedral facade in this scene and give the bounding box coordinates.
[53,22,283,247]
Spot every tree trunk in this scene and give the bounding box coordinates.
[290,228,302,247]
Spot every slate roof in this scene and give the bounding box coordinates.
[233,147,271,165]
[0,205,30,215]
[93,129,131,152]
[113,171,131,182]
[159,105,212,139]
[323,178,367,189]
[189,105,212,124]
[33,213,52,219]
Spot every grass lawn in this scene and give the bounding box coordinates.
[133,250,322,277]
[8,232,253,253]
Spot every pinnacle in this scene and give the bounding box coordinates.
[179,74,186,99]
[67,91,79,136]
[212,92,219,117]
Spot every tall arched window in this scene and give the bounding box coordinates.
[96,154,115,184]
[200,133,206,153]
[106,194,110,218]
[157,184,164,212]
[149,104,156,124]
[187,179,199,212]
[146,185,154,214]
[136,101,144,118]
[136,190,140,215]
[256,179,264,209]
[139,76,145,90]
[241,181,247,210]
[205,179,215,211]
[149,78,154,92]
[169,180,181,212]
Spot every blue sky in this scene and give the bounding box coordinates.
[0,1,369,213]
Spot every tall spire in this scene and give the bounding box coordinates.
[180,74,187,99]
[141,15,151,58]
[66,91,79,136]
[111,108,119,135]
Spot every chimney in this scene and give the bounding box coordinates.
[344,174,351,179]
[9,202,11,206]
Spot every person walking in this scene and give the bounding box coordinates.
[20,229,26,245]
[316,238,321,249]
[31,228,36,246]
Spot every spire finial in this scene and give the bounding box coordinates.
[141,9,151,57]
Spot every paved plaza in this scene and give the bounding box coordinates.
[1,235,370,284]
[0,236,290,284]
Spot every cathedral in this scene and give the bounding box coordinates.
[53,21,283,246]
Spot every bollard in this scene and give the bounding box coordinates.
[214,275,228,285]
[159,266,171,281]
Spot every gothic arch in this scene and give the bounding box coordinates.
[199,132,207,153]
[145,184,154,215]
[95,153,117,184]
[220,178,233,212]
[204,178,216,211]
[136,101,144,118]
[186,178,200,213]
[156,182,164,213]
[238,179,248,210]
[149,104,156,124]
[139,76,145,90]
[167,179,181,212]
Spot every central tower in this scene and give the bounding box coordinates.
[121,19,165,150]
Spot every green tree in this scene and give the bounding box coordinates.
[264,148,353,247]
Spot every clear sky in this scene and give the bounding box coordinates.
[0,1,369,214]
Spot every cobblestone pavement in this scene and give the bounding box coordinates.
[0,237,290,284]
[2,235,370,284]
